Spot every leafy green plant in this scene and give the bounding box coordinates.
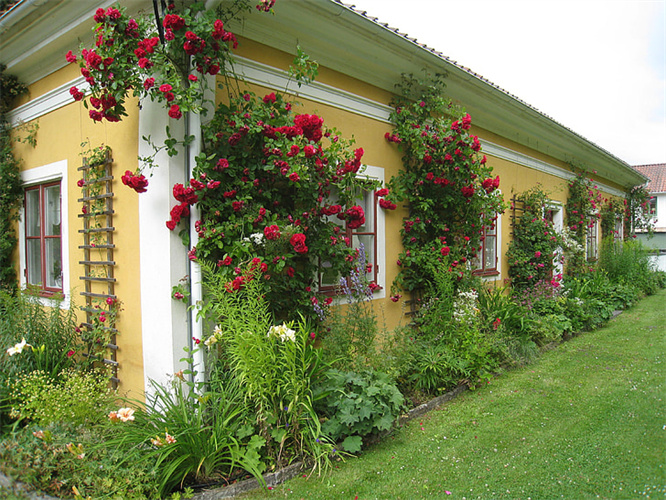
[8,368,114,427]
[314,369,404,453]
[600,238,660,296]
[101,368,260,497]
[201,262,333,472]
[0,422,162,499]
[316,245,381,372]
[0,289,79,431]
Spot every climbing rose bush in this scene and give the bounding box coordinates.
[167,90,381,319]
[66,1,275,190]
[385,75,506,293]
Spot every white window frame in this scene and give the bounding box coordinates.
[473,211,502,280]
[546,201,564,276]
[586,215,600,262]
[319,165,386,300]
[19,160,71,308]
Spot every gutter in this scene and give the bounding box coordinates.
[0,0,47,32]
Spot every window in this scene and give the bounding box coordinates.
[648,197,657,219]
[586,217,599,261]
[319,165,385,296]
[24,182,63,293]
[614,216,624,241]
[19,160,70,305]
[473,218,498,276]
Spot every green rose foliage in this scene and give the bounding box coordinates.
[507,186,561,290]
[386,75,505,292]
[172,91,379,319]
[626,184,655,237]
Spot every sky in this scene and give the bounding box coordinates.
[349,0,666,166]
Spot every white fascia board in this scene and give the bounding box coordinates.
[7,76,89,127]
[232,56,393,123]
[482,140,626,198]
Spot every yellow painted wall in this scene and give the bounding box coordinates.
[12,64,145,398]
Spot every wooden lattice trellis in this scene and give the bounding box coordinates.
[510,193,525,238]
[77,149,119,387]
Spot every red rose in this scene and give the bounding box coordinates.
[379,199,396,210]
[264,224,281,240]
[168,104,182,119]
[69,86,84,101]
[263,92,276,104]
[290,233,308,253]
[122,170,148,193]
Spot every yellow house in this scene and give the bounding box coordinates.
[0,0,646,397]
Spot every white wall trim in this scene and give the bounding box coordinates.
[482,140,626,198]
[18,159,71,309]
[7,76,89,127]
[232,56,393,123]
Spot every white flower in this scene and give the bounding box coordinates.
[117,407,135,422]
[268,324,296,342]
[244,232,265,246]
[7,338,31,356]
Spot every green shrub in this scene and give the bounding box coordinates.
[600,238,659,295]
[8,369,113,427]
[316,245,380,372]
[315,369,405,453]
[0,422,161,499]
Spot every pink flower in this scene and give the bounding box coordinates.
[534,251,542,258]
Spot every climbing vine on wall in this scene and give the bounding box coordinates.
[384,74,506,294]
[0,63,27,293]
[506,186,561,290]
[625,184,655,237]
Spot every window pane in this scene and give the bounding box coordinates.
[26,239,42,285]
[25,189,40,237]
[352,234,375,279]
[484,235,496,270]
[320,261,338,288]
[44,185,61,236]
[45,238,62,288]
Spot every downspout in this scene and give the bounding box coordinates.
[187,97,205,386]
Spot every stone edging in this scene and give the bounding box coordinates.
[0,470,59,500]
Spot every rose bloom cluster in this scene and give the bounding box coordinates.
[66,2,274,130]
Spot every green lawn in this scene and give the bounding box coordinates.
[241,289,666,499]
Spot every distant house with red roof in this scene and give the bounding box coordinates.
[633,163,666,270]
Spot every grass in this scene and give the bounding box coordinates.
[240,289,666,499]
